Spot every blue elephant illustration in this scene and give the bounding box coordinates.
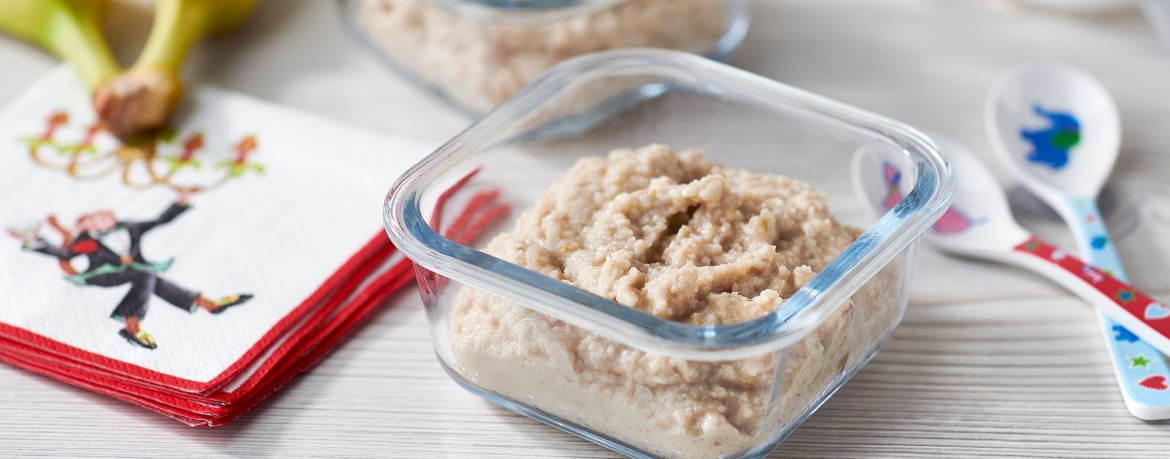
[1020,104,1081,170]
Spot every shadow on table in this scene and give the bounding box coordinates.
[186,0,352,105]
[162,286,424,457]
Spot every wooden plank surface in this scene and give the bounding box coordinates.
[1,0,1169,457]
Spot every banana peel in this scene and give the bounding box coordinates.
[0,0,261,139]
[95,0,261,138]
[0,0,120,89]
[94,0,261,138]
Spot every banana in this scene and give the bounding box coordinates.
[0,0,120,89]
[93,0,262,138]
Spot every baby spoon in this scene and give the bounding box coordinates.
[851,133,1170,376]
[987,63,1170,420]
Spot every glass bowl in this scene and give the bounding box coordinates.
[339,0,750,115]
[384,49,953,459]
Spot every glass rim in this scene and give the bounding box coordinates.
[384,49,954,361]
[426,0,648,25]
[423,0,750,27]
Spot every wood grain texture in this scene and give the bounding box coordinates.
[1,0,1169,457]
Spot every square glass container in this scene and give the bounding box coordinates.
[340,0,750,114]
[384,50,952,459]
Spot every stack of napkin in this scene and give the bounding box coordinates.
[0,68,500,426]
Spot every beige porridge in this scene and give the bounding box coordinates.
[451,145,903,458]
[358,0,727,113]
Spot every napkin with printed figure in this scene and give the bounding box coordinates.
[0,67,505,426]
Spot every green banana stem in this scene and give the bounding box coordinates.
[0,0,120,88]
[92,0,260,139]
[134,0,214,73]
[50,9,120,88]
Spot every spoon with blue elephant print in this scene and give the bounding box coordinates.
[851,133,1170,407]
[987,63,1170,420]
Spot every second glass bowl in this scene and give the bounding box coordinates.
[342,0,750,115]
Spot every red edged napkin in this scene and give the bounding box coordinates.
[0,67,507,426]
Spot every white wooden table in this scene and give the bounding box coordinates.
[2,1,1169,457]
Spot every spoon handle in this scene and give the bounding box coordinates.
[1063,199,1125,278]
[1004,236,1170,368]
[1062,198,1170,419]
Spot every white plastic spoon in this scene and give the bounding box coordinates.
[987,63,1170,420]
[851,134,1170,392]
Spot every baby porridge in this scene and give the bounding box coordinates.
[450,144,903,458]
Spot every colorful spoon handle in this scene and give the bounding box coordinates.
[1007,236,1170,406]
[1065,198,1170,420]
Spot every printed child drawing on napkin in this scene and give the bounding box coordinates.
[12,199,253,350]
[7,112,262,350]
[0,67,424,388]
